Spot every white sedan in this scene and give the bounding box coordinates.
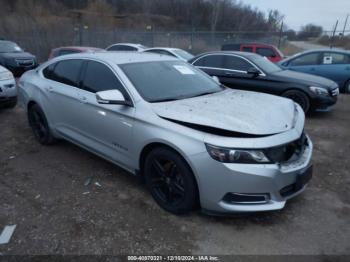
[143,47,194,61]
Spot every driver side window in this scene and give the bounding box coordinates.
[82,61,130,100]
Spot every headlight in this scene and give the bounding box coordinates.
[205,144,271,164]
[309,86,329,96]
[0,70,14,81]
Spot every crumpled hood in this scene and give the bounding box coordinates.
[152,89,297,136]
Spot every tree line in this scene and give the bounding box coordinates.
[0,0,285,32]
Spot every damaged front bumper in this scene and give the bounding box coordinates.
[188,111,312,214]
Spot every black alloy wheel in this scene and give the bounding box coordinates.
[28,104,55,145]
[282,90,310,113]
[144,147,198,214]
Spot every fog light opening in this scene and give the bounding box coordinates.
[223,193,270,205]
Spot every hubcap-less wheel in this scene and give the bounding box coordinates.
[144,147,197,214]
[283,90,310,113]
[150,158,185,205]
[28,105,55,145]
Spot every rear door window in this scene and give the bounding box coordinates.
[322,52,350,65]
[43,63,56,79]
[223,55,252,72]
[256,47,276,57]
[49,59,83,87]
[193,55,225,69]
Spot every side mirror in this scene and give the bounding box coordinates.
[212,76,220,84]
[96,90,132,106]
[247,67,261,77]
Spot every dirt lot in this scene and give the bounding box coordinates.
[0,95,349,256]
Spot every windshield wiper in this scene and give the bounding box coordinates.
[191,91,216,98]
[151,98,181,103]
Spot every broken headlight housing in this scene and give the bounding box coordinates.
[205,144,271,164]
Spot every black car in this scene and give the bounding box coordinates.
[0,40,38,77]
[189,51,339,113]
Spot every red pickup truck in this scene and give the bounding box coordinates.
[221,43,284,63]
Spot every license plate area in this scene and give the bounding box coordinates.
[280,165,313,198]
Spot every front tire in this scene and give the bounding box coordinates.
[282,90,310,113]
[28,104,56,145]
[144,147,198,214]
[344,80,350,94]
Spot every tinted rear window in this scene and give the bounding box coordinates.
[224,56,252,71]
[50,59,83,87]
[193,55,225,68]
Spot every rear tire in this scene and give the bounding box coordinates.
[144,147,198,214]
[28,104,56,145]
[282,90,310,113]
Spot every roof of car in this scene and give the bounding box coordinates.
[48,51,179,65]
[144,47,181,51]
[191,51,260,59]
[107,43,146,48]
[282,48,350,61]
[222,42,277,48]
[53,46,103,51]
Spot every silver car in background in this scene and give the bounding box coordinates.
[18,52,313,215]
[143,47,194,61]
[0,65,17,109]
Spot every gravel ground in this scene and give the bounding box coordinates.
[0,95,349,256]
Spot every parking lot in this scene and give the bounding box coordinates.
[0,95,349,255]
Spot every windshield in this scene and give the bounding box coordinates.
[0,41,23,53]
[172,49,194,61]
[250,55,282,74]
[120,61,224,103]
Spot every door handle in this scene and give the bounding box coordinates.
[225,72,234,76]
[79,96,87,103]
[310,68,315,71]
[45,86,53,92]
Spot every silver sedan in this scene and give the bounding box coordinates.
[18,52,313,215]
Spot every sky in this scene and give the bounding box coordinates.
[241,0,350,31]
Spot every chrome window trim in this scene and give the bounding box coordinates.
[40,57,136,106]
[192,53,266,77]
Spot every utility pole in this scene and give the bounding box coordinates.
[342,14,349,37]
[278,20,284,49]
[330,20,339,49]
